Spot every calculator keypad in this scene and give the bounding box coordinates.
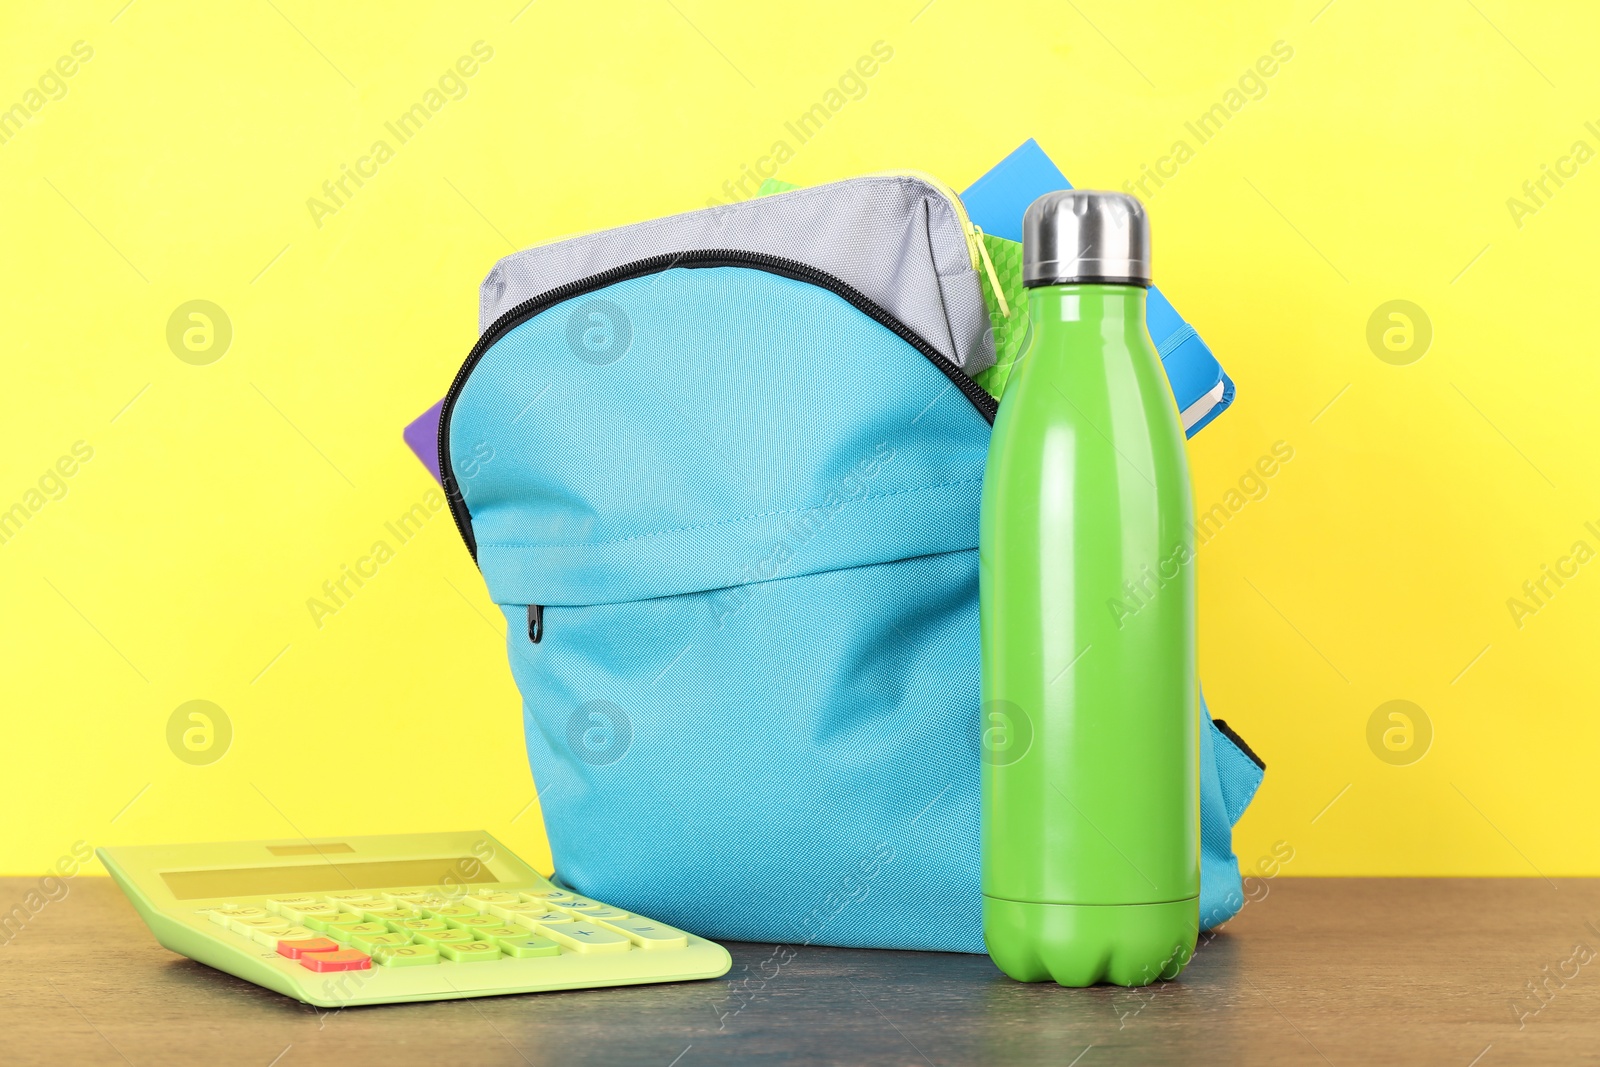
[200,885,691,972]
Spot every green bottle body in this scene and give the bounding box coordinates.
[979,284,1199,987]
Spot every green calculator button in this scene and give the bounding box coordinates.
[352,931,412,954]
[390,918,448,935]
[265,896,321,913]
[520,889,573,902]
[536,920,631,953]
[410,896,453,912]
[472,925,524,941]
[209,907,268,927]
[427,905,478,920]
[375,943,439,967]
[515,910,573,926]
[318,922,366,943]
[598,917,691,950]
[283,904,343,924]
[414,928,473,946]
[440,940,502,963]
[251,925,317,948]
[305,913,359,933]
[383,891,432,904]
[331,922,389,945]
[363,908,415,924]
[446,914,503,931]
[498,935,560,958]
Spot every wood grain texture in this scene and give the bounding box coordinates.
[2,877,1597,1066]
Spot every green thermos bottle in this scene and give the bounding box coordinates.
[979,190,1199,987]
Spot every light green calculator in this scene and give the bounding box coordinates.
[98,831,731,1006]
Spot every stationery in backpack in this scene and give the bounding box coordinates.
[436,173,1264,951]
[402,143,1235,479]
[959,139,1236,433]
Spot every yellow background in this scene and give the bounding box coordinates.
[3,0,1594,881]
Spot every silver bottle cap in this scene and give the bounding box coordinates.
[1022,190,1151,287]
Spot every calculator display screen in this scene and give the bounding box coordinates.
[160,857,501,900]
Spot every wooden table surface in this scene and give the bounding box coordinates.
[3,876,1596,1065]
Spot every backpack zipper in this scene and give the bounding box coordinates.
[499,173,1007,317]
[861,170,1008,318]
[438,249,998,566]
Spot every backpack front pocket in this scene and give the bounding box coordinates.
[498,547,986,950]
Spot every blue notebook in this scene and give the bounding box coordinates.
[963,140,1235,437]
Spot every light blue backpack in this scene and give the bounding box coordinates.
[441,175,1264,952]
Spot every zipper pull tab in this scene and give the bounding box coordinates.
[527,605,544,643]
[972,225,1011,320]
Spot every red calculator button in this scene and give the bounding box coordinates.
[297,948,372,972]
[276,937,340,959]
